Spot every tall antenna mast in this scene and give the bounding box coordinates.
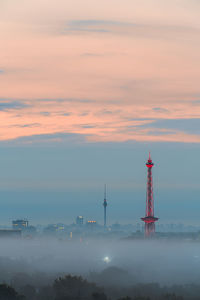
[103,184,108,227]
[141,153,158,237]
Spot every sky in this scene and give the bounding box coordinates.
[0,0,200,225]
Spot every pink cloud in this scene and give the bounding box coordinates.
[1,0,200,143]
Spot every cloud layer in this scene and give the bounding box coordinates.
[1,0,200,143]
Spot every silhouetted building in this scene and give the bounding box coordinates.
[76,216,84,226]
[86,221,97,229]
[12,219,29,230]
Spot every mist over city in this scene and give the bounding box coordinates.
[1,238,200,285]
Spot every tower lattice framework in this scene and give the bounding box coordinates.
[141,153,158,237]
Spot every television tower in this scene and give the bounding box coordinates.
[103,184,108,227]
[141,153,158,237]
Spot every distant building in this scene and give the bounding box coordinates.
[43,223,66,236]
[12,219,29,230]
[76,216,84,226]
[86,220,97,229]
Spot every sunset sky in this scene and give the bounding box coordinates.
[1,0,200,225]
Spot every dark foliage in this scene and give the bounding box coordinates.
[0,272,197,300]
[92,292,107,300]
[19,285,36,300]
[162,294,184,300]
[0,284,24,300]
[54,275,104,300]
[89,267,132,287]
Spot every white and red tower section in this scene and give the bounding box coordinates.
[141,153,158,237]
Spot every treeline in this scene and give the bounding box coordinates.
[0,273,199,300]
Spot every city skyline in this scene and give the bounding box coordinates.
[0,144,199,225]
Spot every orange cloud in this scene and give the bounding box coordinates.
[1,0,200,143]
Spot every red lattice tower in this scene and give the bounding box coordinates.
[141,153,158,237]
